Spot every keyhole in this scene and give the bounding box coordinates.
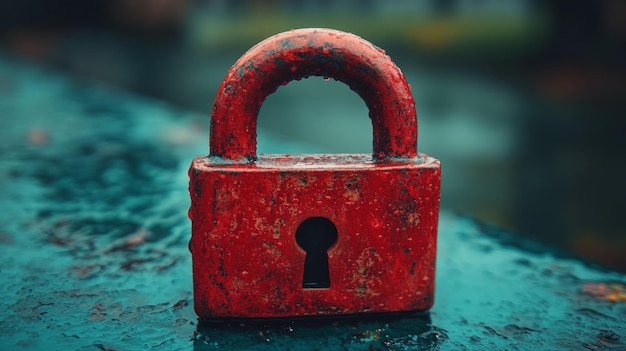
[295,217,338,289]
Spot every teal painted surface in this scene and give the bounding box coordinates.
[0,55,625,350]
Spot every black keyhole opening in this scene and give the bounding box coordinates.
[295,217,338,289]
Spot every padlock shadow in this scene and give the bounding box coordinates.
[192,311,444,350]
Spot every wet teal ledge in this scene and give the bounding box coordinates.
[0,54,625,350]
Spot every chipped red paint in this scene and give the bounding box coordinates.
[189,28,441,319]
[209,28,417,162]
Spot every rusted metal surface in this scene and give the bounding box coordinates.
[189,28,441,318]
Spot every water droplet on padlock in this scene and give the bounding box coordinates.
[370,218,381,229]
[289,65,297,72]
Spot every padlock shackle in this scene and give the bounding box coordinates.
[210,28,417,162]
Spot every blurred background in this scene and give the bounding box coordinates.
[1,0,624,270]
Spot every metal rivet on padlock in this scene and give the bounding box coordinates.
[189,28,441,319]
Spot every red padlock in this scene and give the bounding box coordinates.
[189,28,441,319]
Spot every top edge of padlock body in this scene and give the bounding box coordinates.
[209,28,418,163]
[196,153,439,171]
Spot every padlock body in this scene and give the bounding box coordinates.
[189,154,441,319]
